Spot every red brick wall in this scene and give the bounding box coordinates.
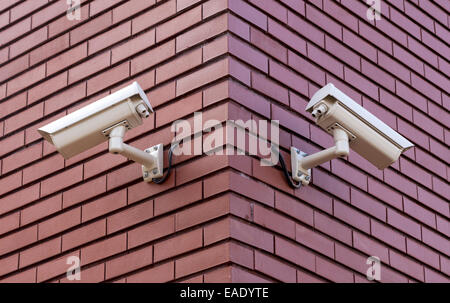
[0,0,448,283]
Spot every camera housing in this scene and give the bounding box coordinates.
[38,81,164,182]
[291,83,413,186]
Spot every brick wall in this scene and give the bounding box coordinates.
[0,0,448,283]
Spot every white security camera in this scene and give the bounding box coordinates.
[38,82,164,182]
[291,83,413,186]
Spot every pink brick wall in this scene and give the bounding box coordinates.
[0,0,448,283]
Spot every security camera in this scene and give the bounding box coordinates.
[38,81,164,182]
[291,83,413,186]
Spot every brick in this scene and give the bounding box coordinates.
[0,254,19,277]
[255,251,296,282]
[107,200,154,234]
[127,215,174,249]
[0,212,20,236]
[63,176,106,208]
[275,191,313,226]
[154,181,202,215]
[0,225,37,255]
[251,72,288,105]
[306,4,341,40]
[203,217,231,246]
[406,238,440,269]
[334,243,369,276]
[387,208,421,240]
[378,52,410,84]
[81,233,127,265]
[30,34,70,65]
[29,71,68,104]
[90,0,119,16]
[10,26,47,58]
[384,169,417,199]
[0,17,31,46]
[38,207,81,240]
[344,67,379,100]
[106,245,153,279]
[7,64,45,96]
[250,27,286,63]
[0,55,29,83]
[332,159,368,191]
[275,236,315,272]
[297,270,324,283]
[2,142,42,174]
[154,228,203,262]
[41,165,83,197]
[1,268,36,283]
[176,154,228,185]
[404,196,436,228]
[0,131,24,158]
[62,219,106,251]
[89,21,131,55]
[295,224,334,258]
[87,61,130,95]
[61,263,105,283]
[393,44,424,76]
[202,34,228,63]
[81,190,125,222]
[175,242,230,278]
[229,80,270,117]
[176,13,227,52]
[432,176,450,201]
[425,267,450,283]
[19,237,62,268]
[325,36,360,71]
[397,119,428,151]
[417,187,448,218]
[32,0,67,28]
[113,0,156,23]
[127,171,175,203]
[23,154,65,184]
[399,158,431,191]
[131,40,174,75]
[156,5,201,42]
[411,74,441,105]
[350,188,386,222]
[307,42,343,78]
[45,82,87,115]
[248,0,287,22]
[371,219,406,252]
[127,261,174,282]
[156,48,202,84]
[175,195,228,230]
[353,231,389,264]
[413,109,444,141]
[71,12,113,45]
[36,251,80,282]
[316,256,354,282]
[0,92,27,120]
[0,184,40,216]
[4,103,44,134]
[287,10,323,48]
[389,250,424,281]
[48,5,89,37]
[254,204,295,239]
[229,35,268,73]
[132,0,175,34]
[294,184,333,214]
[46,43,86,75]
[314,211,352,245]
[68,50,109,84]
[112,29,155,63]
[228,13,250,40]
[334,200,370,234]
[229,0,267,30]
[230,217,274,252]
[312,169,350,202]
[421,30,449,65]
[0,171,22,197]
[178,0,201,11]
[21,194,62,226]
[422,227,449,255]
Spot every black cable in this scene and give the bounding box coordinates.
[278,150,302,189]
[152,143,178,184]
